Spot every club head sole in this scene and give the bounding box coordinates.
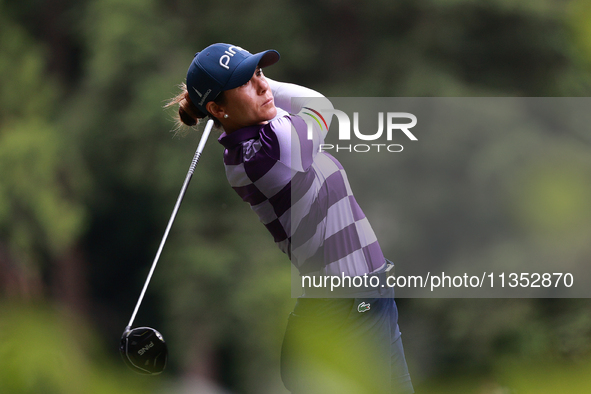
[120,327,167,375]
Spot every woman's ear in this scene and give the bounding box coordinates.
[206,101,224,119]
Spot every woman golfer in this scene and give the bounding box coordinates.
[169,43,413,394]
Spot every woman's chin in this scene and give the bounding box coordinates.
[267,106,278,120]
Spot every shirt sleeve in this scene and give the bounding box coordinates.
[267,78,332,113]
[266,78,334,172]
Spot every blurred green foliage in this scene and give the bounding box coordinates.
[0,0,590,392]
[0,303,159,393]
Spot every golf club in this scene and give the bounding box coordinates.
[120,119,214,375]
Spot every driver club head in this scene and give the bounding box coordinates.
[120,326,168,375]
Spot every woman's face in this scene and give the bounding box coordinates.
[216,68,277,133]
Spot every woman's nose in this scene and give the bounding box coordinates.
[257,76,269,93]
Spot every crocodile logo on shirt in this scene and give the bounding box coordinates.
[357,302,371,313]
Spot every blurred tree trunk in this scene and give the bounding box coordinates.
[52,245,89,315]
[184,328,219,381]
[0,242,44,299]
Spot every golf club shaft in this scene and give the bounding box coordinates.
[127,119,214,329]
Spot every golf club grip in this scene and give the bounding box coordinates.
[127,119,214,328]
[188,121,212,174]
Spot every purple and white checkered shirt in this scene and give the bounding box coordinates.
[218,79,385,276]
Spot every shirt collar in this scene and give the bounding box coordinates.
[218,124,266,149]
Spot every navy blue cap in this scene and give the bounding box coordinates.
[186,43,280,114]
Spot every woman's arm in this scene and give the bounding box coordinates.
[267,78,334,129]
[264,78,335,172]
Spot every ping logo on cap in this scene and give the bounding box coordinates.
[219,46,249,70]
